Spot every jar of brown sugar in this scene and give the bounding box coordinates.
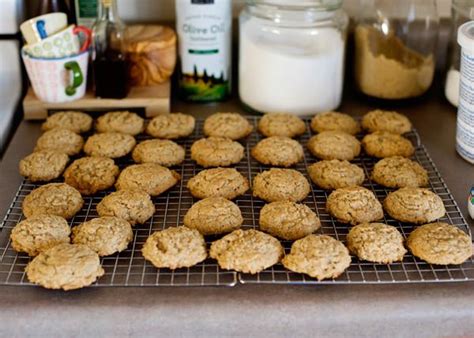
[354,0,439,100]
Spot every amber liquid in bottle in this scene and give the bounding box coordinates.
[93,51,129,99]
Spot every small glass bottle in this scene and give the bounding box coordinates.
[92,0,129,99]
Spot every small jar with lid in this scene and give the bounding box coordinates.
[239,0,349,115]
[354,0,439,100]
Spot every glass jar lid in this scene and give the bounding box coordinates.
[247,0,343,10]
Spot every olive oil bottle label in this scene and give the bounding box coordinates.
[176,0,232,102]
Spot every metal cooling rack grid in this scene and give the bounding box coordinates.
[0,116,473,287]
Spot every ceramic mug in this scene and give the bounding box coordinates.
[22,50,89,103]
[23,25,92,59]
[20,13,68,45]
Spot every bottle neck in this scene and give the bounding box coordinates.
[99,0,118,22]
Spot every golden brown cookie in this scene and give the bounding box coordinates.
[64,157,119,195]
[307,160,365,190]
[372,156,429,188]
[251,136,304,167]
[362,131,415,158]
[146,113,195,139]
[362,109,412,134]
[383,188,446,224]
[407,222,472,265]
[19,150,69,182]
[142,226,207,269]
[307,131,361,161]
[259,201,321,240]
[310,112,360,135]
[326,186,384,225]
[35,128,84,156]
[41,111,93,133]
[96,111,144,135]
[203,112,253,140]
[115,163,180,196]
[132,139,185,167]
[210,229,284,274]
[187,168,249,200]
[258,113,306,138]
[25,243,104,290]
[347,223,407,263]
[22,183,83,219]
[282,235,351,281]
[191,137,244,167]
[84,132,136,158]
[183,197,243,235]
[252,168,310,202]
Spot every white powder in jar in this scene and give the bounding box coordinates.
[238,16,345,115]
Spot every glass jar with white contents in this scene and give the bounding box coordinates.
[239,0,348,115]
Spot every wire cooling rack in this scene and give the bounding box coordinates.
[1,116,473,287]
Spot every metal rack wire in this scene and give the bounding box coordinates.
[0,117,473,287]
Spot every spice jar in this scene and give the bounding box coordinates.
[239,0,348,115]
[354,0,439,100]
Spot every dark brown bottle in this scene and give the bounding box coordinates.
[37,0,74,23]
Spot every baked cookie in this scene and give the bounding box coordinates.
[72,216,133,256]
[252,168,310,202]
[372,156,429,188]
[22,183,83,219]
[311,111,360,135]
[142,226,207,269]
[64,157,119,195]
[96,111,144,135]
[251,136,304,167]
[191,137,244,167]
[307,160,365,190]
[383,188,445,224]
[115,163,180,196]
[258,113,306,138]
[10,214,71,256]
[407,222,473,265]
[187,168,249,200]
[210,229,284,274]
[97,189,155,225]
[184,197,242,235]
[326,187,384,225]
[35,128,84,156]
[203,112,253,140]
[259,201,321,240]
[132,139,185,167]
[41,111,93,133]
[307,131,361,161]
[146,113,195,139]
[282,235,351,281]
[19,150,69,182]
[362,109,412,134]
[84,132,136,158]
[25,243,104,290]
[347,223,407,263]
[362,131,415,158]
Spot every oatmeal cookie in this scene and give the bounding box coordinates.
[307,131,361,161]
[259,201,320,240]
[362,109,412,134]
[146,113,195,139]
[84,132,136,158]
[362,131,415,158]
[132,139,185,167]
[210,229,284,274]
[258,113,306,138]
[383,188,446,224]
[183,197,243,235]
[326,186,384,225]
[251,136,304,167]
[142,226,207,269]
[10,214,71,256]
[19,150,69,182]
[203,112,253,140]
[35,128,84,156]
[97,189,155,225]
[252,168,310,202]
[22,183,83,219]
[307,160,365,190]
[191,137,244,167]
[311,111,360,135]
[372,156,429,188]
[187,168,249,200]
[64,157,119,195]
[282,235,351,281]
[41,111,93,133]
[96,111,144,135]
[25,243,104,290]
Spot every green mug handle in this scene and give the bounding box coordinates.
[64,61,83,96]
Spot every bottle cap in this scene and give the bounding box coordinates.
[458,21,474,53]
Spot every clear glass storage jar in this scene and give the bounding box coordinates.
[239,0,348,115]
[354,0,439,100]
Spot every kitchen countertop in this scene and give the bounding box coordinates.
[0,79,473,337]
